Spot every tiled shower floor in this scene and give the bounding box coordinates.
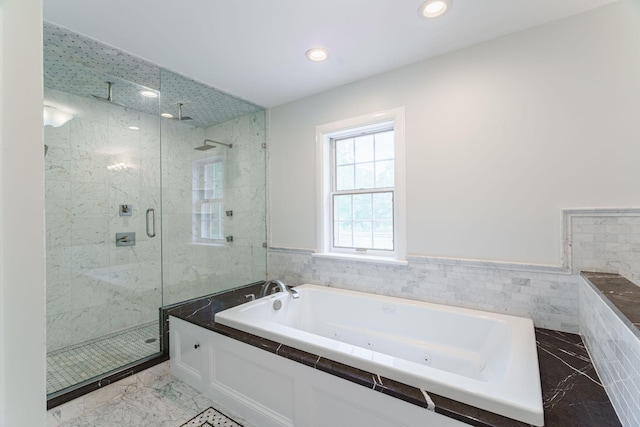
[47,322,161,395]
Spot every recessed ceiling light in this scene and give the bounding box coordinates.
[160,113,173,118]
[128,126,140,131]
[418,0,451,18]
[305,48,329,62]
[139,90,158,98]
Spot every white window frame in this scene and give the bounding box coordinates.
[192,155,225,246]
[315,107,406,264]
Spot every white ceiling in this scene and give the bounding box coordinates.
[43,0,620,108]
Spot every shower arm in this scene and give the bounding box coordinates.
[106,81,114,102]
[204,139,233,148]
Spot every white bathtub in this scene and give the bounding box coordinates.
[215,284,544,426]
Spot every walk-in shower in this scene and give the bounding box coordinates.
[44,22,266,407]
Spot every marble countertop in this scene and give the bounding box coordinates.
[165,284,620,426]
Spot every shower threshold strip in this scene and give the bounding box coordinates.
[47,321,161,396]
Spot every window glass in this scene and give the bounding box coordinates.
[193,157,224,243]
[374,131,395,160]
[331,126,394,251]
[354,134,374,163]
[335,138,354,165]
[336,165,354,191]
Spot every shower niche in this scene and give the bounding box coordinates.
[43,22,266,405]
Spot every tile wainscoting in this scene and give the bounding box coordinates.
[567,208,640,283]
[267,208,640,333]
[268,248,580,332]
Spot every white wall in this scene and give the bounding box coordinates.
[0,0,46,425]
[269,0,640,266]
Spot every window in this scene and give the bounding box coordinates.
[333,129,395,251]
[193,156,224,244]
[316,108,406,263]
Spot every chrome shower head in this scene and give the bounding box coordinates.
[194,139,232,151]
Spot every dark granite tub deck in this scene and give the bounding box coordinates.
[581,271,640,332]
[164,284,621,427]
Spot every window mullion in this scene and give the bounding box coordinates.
[333,187,393,196]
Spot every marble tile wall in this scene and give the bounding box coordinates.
[569,209,640,284]
[161,111,267,306]
[580,277,640,427]
[268,249,579,332]
[45,87,163,351]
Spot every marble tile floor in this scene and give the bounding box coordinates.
[48,364,253,427]
[47,322,160,395]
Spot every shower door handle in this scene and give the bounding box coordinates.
[146,208,156,238]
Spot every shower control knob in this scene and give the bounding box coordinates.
[194,344,200,349]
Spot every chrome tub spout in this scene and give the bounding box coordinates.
[261,279,299,299]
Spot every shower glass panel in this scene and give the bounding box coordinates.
[159,70,267,305]
[44,22,266,402]
[44,29,164,397]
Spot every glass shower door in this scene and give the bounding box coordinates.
[44,66,164,397]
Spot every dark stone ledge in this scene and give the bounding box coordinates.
[581,271,640,336]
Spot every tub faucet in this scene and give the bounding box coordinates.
[261,279,299,299]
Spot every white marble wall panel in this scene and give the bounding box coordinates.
[45,181,71,215]
[69,120,109,153]
[44,127,72,181]
[47,281,73,317]
[71,182,108,215]
[580,277,640,426]
[569,210,640,284]
[70,150,109,184]
[140,148,161,188]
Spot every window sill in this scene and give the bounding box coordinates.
[312,252,408,266]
